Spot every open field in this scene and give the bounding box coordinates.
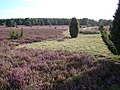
[18,30,119,59]
[0,26,120,90]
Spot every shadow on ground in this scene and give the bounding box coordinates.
[54,60,120,90]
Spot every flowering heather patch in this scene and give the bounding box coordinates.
[0,26,66,44]
[0,46,120,90]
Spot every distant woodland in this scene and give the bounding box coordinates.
[0,18,112,27]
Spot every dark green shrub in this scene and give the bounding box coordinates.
[69,17,80,38]
[99,24,118,54]
[10,31,17,39]
[9,29,23,39]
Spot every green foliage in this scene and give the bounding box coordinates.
[0,23,6,26]
[100,1,120,55]
[98,19,112,26]
[25,20,32,26]
[9,29,23,39]
[15,19,22,25]
[110,1,120,54]
[69,17,80,38]
[99,24,118,55]
[80,18,88,26]
[0,18,112,26]
[79,18,98,26]
[98,24,104,31]
[6,19,16,27]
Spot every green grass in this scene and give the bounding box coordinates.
[17,30,119,59]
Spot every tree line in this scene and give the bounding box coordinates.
[0,18,112,27]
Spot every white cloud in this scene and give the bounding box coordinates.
[0,0,118,20]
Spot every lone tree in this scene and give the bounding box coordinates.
[109,0,120,54]
[69,17,80,38]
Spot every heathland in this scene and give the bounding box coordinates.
[0,25,120,90]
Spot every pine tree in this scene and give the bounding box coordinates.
[69,17,80,38]
[110,0,120,54]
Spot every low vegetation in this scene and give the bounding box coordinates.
[9,29,23,39]
[0,42,120,90]
[18,32,118,59]
[80,28,99,34]
[0,26,66,43]
[0,2,120,89]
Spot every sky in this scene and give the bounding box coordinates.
[0,0,119,20]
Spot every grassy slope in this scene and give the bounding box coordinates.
[17,30,119,59]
